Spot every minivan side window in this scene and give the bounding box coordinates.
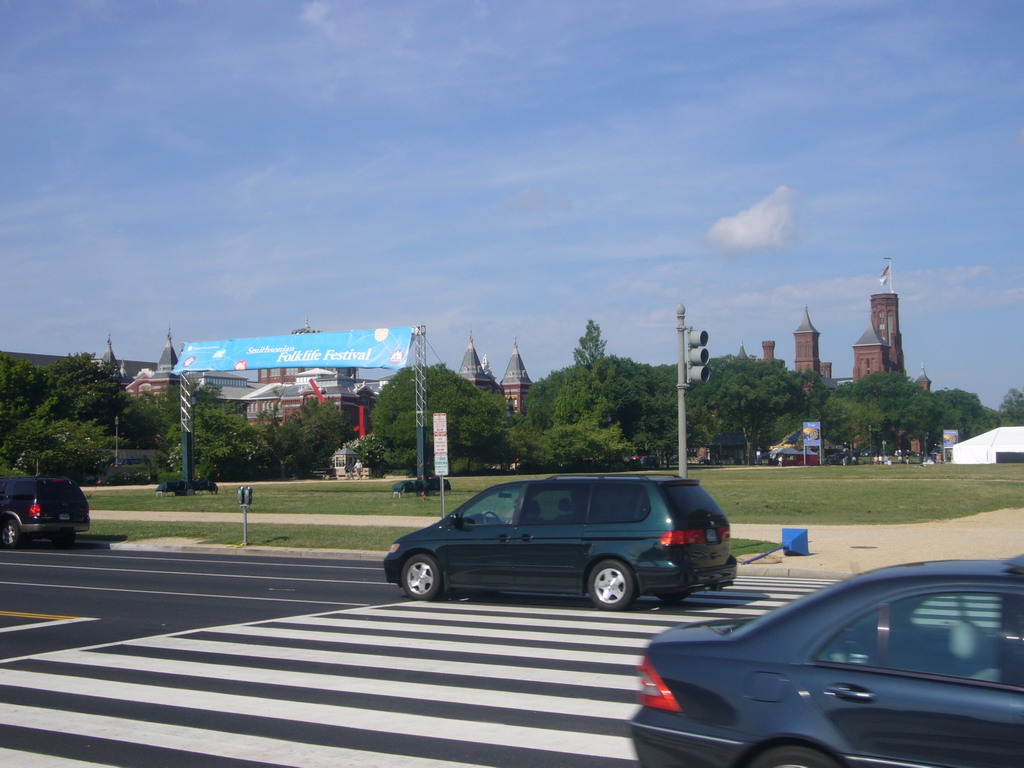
[459,485,521,525]
[518,483,590,525]
[587,483,650,524]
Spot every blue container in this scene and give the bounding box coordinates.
[782,528,810,556]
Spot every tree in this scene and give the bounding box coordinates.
[0,417,110,482]
[372,365,508,474]
[573,319,606,369]
[348,434,389,478]
[999,388,1024,426]
[41,353,127,434]
[0,352,49,439]
[690,358,804,464]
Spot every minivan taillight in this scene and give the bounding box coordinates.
[638,655,682,712]
[718,526,731,541]
[29,503,42,519]
[660,529,706,546]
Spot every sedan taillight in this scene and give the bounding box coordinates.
[637,655,682,712]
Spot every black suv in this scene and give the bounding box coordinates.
[0,476,90,549]
[383,474,736,610]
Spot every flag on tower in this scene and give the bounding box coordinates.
[879,264,890,286]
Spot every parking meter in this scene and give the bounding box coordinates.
[236,486,253,545]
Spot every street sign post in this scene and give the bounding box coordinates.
[433,413,448,516]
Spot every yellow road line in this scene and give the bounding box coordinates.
[0,610,79,621]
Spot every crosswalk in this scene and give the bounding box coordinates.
[0,576,833,768]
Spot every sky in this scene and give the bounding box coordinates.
[2,1,1022,408]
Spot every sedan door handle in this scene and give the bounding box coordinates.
[824,684,876,702]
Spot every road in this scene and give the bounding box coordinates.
[0,546,834,768]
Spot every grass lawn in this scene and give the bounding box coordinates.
[82,463,1023,551]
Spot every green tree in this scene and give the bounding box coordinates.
[547,418,628,471]
[41,353,127,434]
[348,433,389,478]
[999,388,1024,426]
[372,365,508,474]
[572,319,606,369]
[0,417,110,481]
[0,353,49,440]
[690,357,804,464]
[932,389,1000,442]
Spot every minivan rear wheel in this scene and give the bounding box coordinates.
[588,559,637,611]
[401,554,444,601]
[1,518,23,549]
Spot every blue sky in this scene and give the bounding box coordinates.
[3,1,1022,408]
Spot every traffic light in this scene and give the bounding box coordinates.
[685,329,710,385]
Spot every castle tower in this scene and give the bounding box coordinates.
[458,331,499,393]
[869,292,905,375]
[852,323,891,380]
[793,307,821,374]
[500,339,532,414]
[916,364,932,392]
[761,340,775,361]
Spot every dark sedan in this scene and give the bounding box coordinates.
[631,556,1024,768]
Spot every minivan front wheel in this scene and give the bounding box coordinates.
[401,554,444,601]
[1,518,23,549]
[588,560,637,611]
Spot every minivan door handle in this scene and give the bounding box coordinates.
[519,533,533,542]
[497,533,510,543]
[824,684,875,702]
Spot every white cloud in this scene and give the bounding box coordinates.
[706,186,800,256]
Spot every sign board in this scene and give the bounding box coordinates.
[433,412,448,476]
[172,327,415,374]
[434,454,449,476]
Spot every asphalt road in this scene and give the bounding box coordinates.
[0,543,396,660]
[0,545,834,768]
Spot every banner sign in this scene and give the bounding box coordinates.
[172,327,415,374]
[943,430,959,448]
[802,421,822,448]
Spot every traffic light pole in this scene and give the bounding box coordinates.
[677,304,689,478]
[677,303,710,479]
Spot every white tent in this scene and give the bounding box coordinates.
[951,427,1024,465]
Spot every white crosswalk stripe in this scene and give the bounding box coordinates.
[0,576,830,768]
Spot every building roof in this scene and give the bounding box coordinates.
[853,323,887,347]
[794,306,819,334]
[156,330,179,372]
[458,332,497,388]
[500,339,532,386]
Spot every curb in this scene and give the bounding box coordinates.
[96,541,849,579]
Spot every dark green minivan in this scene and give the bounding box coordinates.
[383,474,735,610]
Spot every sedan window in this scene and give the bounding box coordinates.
[818,591,1007,683]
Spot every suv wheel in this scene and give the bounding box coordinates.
[401,554,444,601]
[588,559,637,611]
[1,518,23,549]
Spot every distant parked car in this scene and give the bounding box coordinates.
[384,474,735,610]
[0,476,90,549]
[155,479,218,496]
[631,555,1024,768]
